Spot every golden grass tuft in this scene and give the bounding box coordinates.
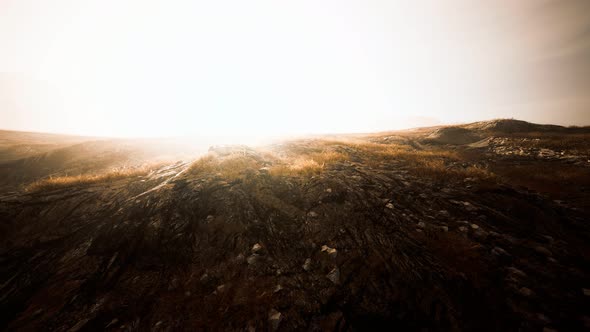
[188,153,263,180]
[26,165,158,192]
[269,158,323,177]
[268,150,348,177]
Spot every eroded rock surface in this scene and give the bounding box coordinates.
[1,124,589,331]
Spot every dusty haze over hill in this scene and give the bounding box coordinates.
[1,0,590,138]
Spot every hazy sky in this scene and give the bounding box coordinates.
[1,0,589,137]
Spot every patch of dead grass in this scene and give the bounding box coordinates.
[188,153,263,180]
[267,149,348,177]
[189,140,496,182]
[26,164,160,192]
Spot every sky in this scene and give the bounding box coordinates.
[1,0,589,138]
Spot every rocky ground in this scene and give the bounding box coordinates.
[0,120,589,331]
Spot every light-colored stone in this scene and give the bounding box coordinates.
[327,267,341,285]
[321,245,337,258]
[492,247,510,257]
[268,309,282,331]
[251,243,263,254]
[506,267,526,278]
[302,258,312,271]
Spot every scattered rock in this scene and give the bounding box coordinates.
[327,267,341,285]
[440,226,449,232]
[458,226,468,232]
[302,258,312,271]
[473,229,488,240]
[268,309,282,331]
[470,223,479,230]
[492,247,511,259]
[534,246,552,257]
[417,222,426,228]
[105,318,119,328]
[247,254,261,265]
[308,211,319,218]
[321,245,337,258]
[488,231,502,238]
[251,243,263,254]
[518,287,534,297]
[385,202,394,209]
[506,267,527,278]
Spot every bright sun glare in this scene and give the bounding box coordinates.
[2,0,575,138]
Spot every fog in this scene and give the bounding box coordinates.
[1,0,589,138]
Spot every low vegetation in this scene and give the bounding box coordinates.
[188,153,264,180]
[187,139,496,183]
[26,164,160,192]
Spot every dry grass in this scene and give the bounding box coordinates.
[187,139,496,182]
[188,154,264,180]
[26,165,159,192]
[331,140,495,181]
[268,158,323,177]
[267,149,348,177]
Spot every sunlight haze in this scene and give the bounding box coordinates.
[1,0,589,138]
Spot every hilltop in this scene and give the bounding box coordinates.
[0,120,589,331]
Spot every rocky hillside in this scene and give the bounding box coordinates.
[1,121,589,331]
[424,119,589,146]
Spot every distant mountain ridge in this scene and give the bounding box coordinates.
[425,119,590,145]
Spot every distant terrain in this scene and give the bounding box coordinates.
[1,119,589,331]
